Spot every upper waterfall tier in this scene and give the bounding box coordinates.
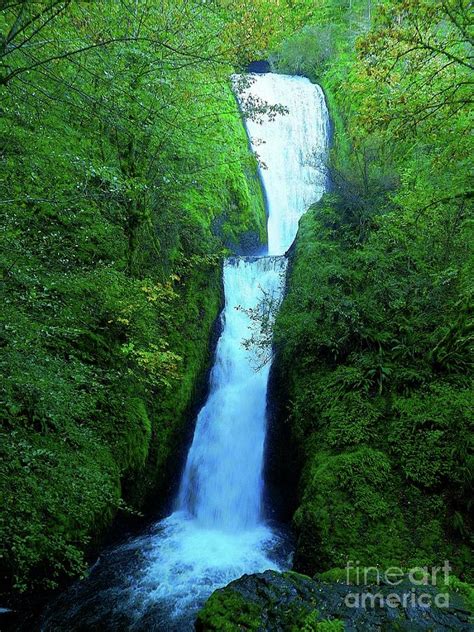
[237,73,329,255]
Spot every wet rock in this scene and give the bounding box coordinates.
[195,570,473,631]
[247,60,271,73]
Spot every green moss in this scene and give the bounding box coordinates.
[315,567,380,585]
[180,87,267,254]
[196,586,319,632]
[111,397,151,474]
[317,622,344,632]
[127,262,224,506]
[319,78,351,166]
[301,610,344,632]
[196,590,262,631]
[293,447,412,572]
[283,570,315,582]
[443,576,474,613]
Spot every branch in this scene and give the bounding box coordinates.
[4,0,70,49]
[415,191,474,222]
[3,1,71,58]
[0,34,229,86]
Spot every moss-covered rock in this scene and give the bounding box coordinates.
[196,570,338,632]
[196,570,473,631]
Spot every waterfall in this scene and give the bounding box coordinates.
[177,255,287,530]
[177,74,328,538]
[139,72,328,625]
[42,73,329,632]
[241,74,328,255]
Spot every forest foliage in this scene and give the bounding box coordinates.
[271,0,473,578]
[0,0,472,601]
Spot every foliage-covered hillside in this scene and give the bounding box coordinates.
[271,0,473,578]
[0,0,314,595]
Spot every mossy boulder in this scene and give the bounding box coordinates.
[196,570,338,632]
[196,570,473,631]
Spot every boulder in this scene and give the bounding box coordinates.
[196,570,473,631]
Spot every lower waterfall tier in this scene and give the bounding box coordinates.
[178,256,287,530]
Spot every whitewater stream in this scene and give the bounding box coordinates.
[41,73,329,631]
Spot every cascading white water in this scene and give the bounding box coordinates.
[175,75,328,544]
[241,74,328,254]
[42,74,329,631]
[177,256,287,531]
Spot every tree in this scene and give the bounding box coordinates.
[357,0,474,133]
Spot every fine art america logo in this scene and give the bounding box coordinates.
[344,560,452,609]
